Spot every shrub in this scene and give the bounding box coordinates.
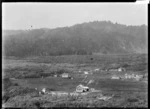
[2,94,10,103]
[3,78,12,90]
[12,100,38,108]
[46,88,56,91]
[24,73,41,78]
[40,72,52,77]
[34,101,41,108]
[3,86,39,103]
[127,98,139,103]
[3,78,19,90]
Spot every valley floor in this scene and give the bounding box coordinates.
[2,54,148,108]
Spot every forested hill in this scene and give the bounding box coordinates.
[3,21,148,57]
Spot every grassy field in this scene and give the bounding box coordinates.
[2,54,148,108]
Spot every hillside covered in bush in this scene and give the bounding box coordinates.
[3,21,147,57]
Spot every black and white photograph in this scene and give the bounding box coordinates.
[2,2,148,108]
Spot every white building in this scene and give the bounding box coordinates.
[124,73,143,80]
[84,71,89,74]
[76,84,89,92]
[118,67,126,72]
[94,68,99,71]
[135,75,143,81]
[61,73,69,78]
[41,88,47,94]
[111,76,120,79]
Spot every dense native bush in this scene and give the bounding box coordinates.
[4,65,73,79]
[127,98,139,103]
[3,86,39,103]
[3,78,13,90]
[3,78,19,90]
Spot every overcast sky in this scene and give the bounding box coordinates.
[2,3,148,30]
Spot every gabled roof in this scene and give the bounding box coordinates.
[77,84,89,89]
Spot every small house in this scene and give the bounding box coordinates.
[118,67,126,72]
[10,78,16,80]
[40,88,48,94]
[111,75,120,79]
[84,71,89,74]
[61,73,69,78]
[94,68,99,71]
[135,75,143,80]
[125,73,129,79]
[76,84,89,92]
[42,88,46,93]
[124,73,143,80]
[139,75,143,78]
[125,74,132,79]
[109,69,118,72]
[135,75,141,81]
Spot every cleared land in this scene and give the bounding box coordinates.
[2,54,148,108]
